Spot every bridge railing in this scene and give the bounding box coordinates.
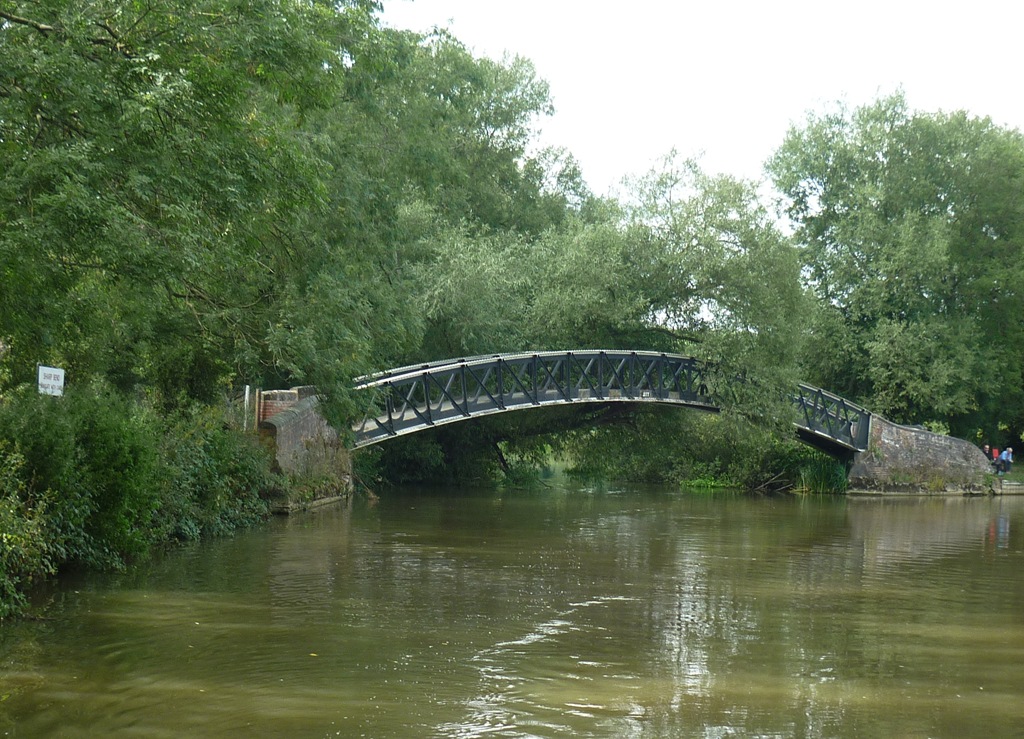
[351,351,873,453]
[352,351,716,447]
[792,383,871,451]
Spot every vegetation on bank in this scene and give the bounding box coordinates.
[3,1,1023,615]
[0,384,275,618]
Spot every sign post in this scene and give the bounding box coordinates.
[37,365,65,396]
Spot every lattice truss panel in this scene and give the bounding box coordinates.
[793,384,871,451]
[352,351,715,447]
[351,351,871,453]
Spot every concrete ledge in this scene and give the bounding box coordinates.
[993,481,1024,495]
[270,494,349,515]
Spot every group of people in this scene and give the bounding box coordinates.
[981,444,1014,475]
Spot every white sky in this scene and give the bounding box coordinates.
[380,0,1024,196]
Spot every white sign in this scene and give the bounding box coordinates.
[37,365,65,396]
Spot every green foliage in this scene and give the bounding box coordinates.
[555,407,815,492]
[358,28,562,235]
[156,407,274,541]
[70,385,164,560]
[769,92,1024,439]
[525,220,678,350]
[0,0,398,405]
[411,226,535,358]
[0,444,58,618]
[622,155,809,416]
[0,383,166,567]
[0,384,276,616]
[797,457,849,494]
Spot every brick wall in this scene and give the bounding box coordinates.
[849,415,991,493]
[257,385,318,424]
[257,391,351,486]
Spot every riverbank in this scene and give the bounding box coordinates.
[992,479,1024,494]
[0,385,283,619]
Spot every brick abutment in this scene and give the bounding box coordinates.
[256,387,352,510]
[849,415,992,494]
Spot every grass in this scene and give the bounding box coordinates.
[995,468,1024,483]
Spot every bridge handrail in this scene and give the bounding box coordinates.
[354,354,502,385]
[795,383,868,413]
[792,383,871,451]
[354,350,693,390]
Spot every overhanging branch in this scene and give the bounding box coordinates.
[0,11,56,35]
[0,10,137,58]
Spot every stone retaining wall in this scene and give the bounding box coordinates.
[848,415,991,493]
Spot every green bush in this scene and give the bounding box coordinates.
[156,406,275,540]
[0,444,58,618]
[0,383,278,618]
[69,384,164,562]
[558,407,836,493]
[0,382,168,568]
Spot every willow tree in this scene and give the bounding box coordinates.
[536,156,809,484]
[622,156,807,388]
[340,27,589,364]
[375,154,810,485]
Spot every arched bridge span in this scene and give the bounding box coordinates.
[352,350,871,457]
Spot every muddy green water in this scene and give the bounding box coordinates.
[2,485,1023,738]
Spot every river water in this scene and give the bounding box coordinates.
[2,483,1023,738]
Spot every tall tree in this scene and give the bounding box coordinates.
[623,155,808,401]
[351,28,571,236]
[0,1,385,401]
[769,93,1024,440]
[0,0,596,434]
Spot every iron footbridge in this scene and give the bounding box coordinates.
[351,350,871,457]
